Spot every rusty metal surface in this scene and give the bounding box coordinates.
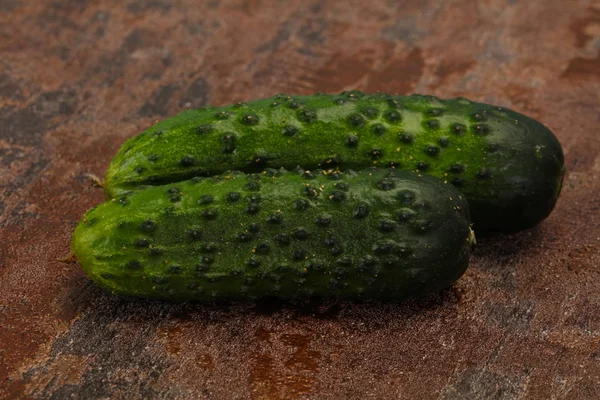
[1,0,599,399]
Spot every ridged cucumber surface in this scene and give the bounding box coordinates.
[73,168,473,301]
[104,91,564,233]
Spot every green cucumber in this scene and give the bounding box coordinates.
[73,168,473,301]
[104,91,564,233]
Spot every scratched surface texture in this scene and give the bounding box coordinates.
[1,0,599,399]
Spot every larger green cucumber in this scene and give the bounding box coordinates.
[73,168,473,301]
[104,91,564,233]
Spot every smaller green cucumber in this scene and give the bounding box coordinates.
[72,168,474,301]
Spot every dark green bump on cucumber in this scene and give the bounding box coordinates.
[104,92,564,233]
[73,169,473,301]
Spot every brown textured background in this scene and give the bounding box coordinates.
[1,0,599,399]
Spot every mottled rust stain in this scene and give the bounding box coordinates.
[562,53,600,80]
[1,1,600,399]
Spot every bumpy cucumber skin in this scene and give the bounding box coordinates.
[104,91,564,233]
[74,169,472,301]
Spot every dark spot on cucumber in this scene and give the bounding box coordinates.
[302,170,316,179]
[439,137,449,147]
[343,90,363,99]
[378,219,396,232]
[425,145,440,156]
[396,208,417,222]
[381,255,400,268]
[323,235,338,247]
[267,212,283,224]
[347,113,366,127]
[335,98,346,105]
[234,102,247,108]
[304,185,319,198]
[86,218,98,227]
[195,124,213,135]
[222,133,237,153]
[126,260,142,270]
[345,134,359,147]
[337,256,353,268]
[200,255,214,264]
[140,219,157,233]
[169,265,182,274]
[201,208,217,219]
[487,143,501,153]
[153,130,164,137]
[100,273,115,280]
[412,219,433,234]
[316,213,332,226]
[294,228,309,240]
[471,111,488,121]
[361,107,379,118]
[385,110,401,123]
[247,258,261,268]
[426,120,440,129]
[357,256,378,273]
[147,154,159,162]
[237,232,253,242]
[293,250,306,260]
[449,163,465,173]
[134,166,145,174]
[245,181,261,191]
[201,242,217,252]
[388,161,400,168]
[252,156,267,166]
[298,108,317,123]
[288,101,302,109]
[400,133,414,144]
[307,260,325,271]
[377,179,395,191]
[328,170,343,180]
[255,242,270,254]
[353,202,370,218]
[398,190,416,205]
[370,148,383,159]
[188,229,202,240]
[329,190,346,202]
[241,113,259,125]
[179,155,198,167]
[199,194,214,204]
[415,162,429,171]
[387,98,400,108]
[473,124,490,135]
[427,108,443,116]
[216,111,229,120]
[477,167,491,179]
[371,123,387,136]
[247,193,261,203]
[264,168,280,177]
[334,182,349,191]
[226,192,240,202]
[283,126,299,136]
[321,157,341,169]
[451,123,466,135]
[195,263,210,273]
[414,200,430,210]
[249,223,261,233]
[149,247,163,256]
[248,173,261,181]
[270,101,280,107]
[245,203,260,214]
[330,246,344,256]
[294,198,310,211]
[117,196,129,206]
[135,238,151,248]
[451,177,465,186]
[274,233,291,245]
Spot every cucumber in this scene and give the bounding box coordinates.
[104,91,564,233]
[73,168,473,301]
